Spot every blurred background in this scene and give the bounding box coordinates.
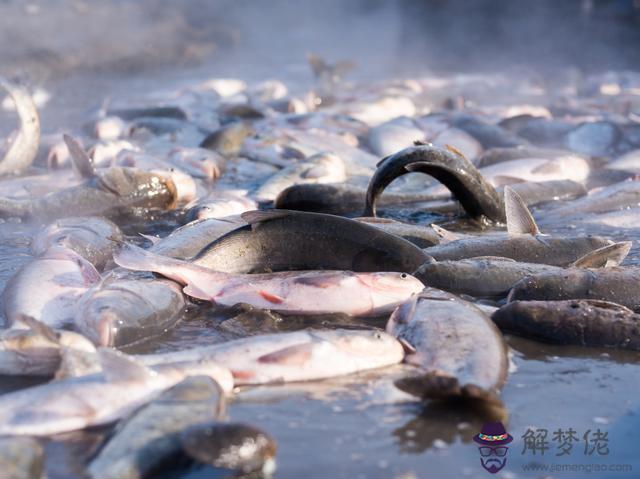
[0,0,638,130]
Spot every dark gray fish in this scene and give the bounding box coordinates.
[106,106,187,121]
[0,436,44,479]
[181,422,277,475]
[200,122,253,157]
[355,217,441,247]
[275,183,440,216]
[0,77,40,175]
[149,216,245,259]
[191,209,432,273]
[452,115,528,149]
[363,144,505,221]
[32,216,123,270]
[88,376,226,479]
[425,235,614,266]
[492,300,640,350]
[565,121,621,156]
[504,179,587,205]
[415,257,564,298]
[509,117,574,146]
[508,267,640,312]
[387,289,508,404]
[75,275,186,348]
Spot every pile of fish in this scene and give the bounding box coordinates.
[0,64,639,477]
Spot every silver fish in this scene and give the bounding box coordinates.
[114,243,424,316]
[3,246,101,329]
[0,349,233,436]
[140,329,404,385]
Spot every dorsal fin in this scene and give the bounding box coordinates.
[63,134,96,179]
[17,314,59,343]
[139,233,161,245]
[98,348,157,382]
[55,348,101,380]
[571,241,632,268]
[241,209,292,225]
[444,144,466,159]
[504,185,540,235]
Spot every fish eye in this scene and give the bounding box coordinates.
[374,332,382,339]
[401,273,407,279]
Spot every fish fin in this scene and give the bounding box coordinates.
[183,283,212,301]
[258,289,285,304]
[55,348,101,380]
[431,224,462,243]
[139,233,161,245]
[398,337,417,355]
[98,348,157,382]
[17,314,60,343]
[257,343,313,365]
[504,185,540,236]
[63,134,96,179]
[571,241,632,268]
[332,60,355,77]
[492,175,526,186]
[241,209,291,225]
[532,160,561,174]
[444,144,466,159]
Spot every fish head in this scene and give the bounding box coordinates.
[151,168,197,204]
[358,272,424,304]
[325,329,404,363]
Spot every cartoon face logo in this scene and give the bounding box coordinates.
[473,421,513,474]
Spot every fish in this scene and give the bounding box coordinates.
[542,178,640,219]
[431,127,483,162]
[475,146,584,168]
[367,118,426,157]
[75,275,186,347]
[87,376,226,479]
[252,152,347,202]
[200,122,254,157]
[140,329,404,385]
[275,183,441,216]
[424,187,615,266]
[149,216,246,259]
[106,105,188,121]
[503,179,587,205]
[185,191,257,221]
[31,216,123,270]
[0,437,44,479]
[0,77,40,175]
[0,348,233,436]
[387,289,508,404]
[189,209,432,273]
[492,300,640,350]
[507,266,640,312]
[363,144,505,222]
[0,135,178,220]
[3,246,101,329]
[181,422,277,475]
[415,257,565,298]
[0,315,96,376]
[354,217,441,247]
[473,156,591,187]
[113,243,424,316]
[167,147,226,182]
[451,115,527,149]
[565,121,620,156]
